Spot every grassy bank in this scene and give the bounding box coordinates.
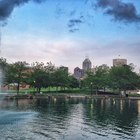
[2,87,140,97]
[2,87,92,95]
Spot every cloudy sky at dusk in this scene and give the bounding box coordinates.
[0,0,140,73]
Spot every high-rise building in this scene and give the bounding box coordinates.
[113,58,127,66]
[73,67,84,80]
[82,58,92,71]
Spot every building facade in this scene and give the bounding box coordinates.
[73,67,84,80]
[113,58,127,66]
[82,58,92,71]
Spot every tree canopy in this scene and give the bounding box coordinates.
[109,65,140,94]
[1,57,140,95]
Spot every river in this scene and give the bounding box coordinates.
[0,97,140,140]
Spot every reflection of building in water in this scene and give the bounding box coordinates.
[113,58,127,66]
[120,100,124,113]
[137,101,140,115]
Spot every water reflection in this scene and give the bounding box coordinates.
[83,98,139,139]
[0,97,140,140]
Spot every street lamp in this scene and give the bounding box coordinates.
[90,82,93,95]
[33,80,36,94]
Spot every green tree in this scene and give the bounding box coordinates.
[29,62,55,93]
[29,62,46,93]
[109,64,140,95]
[52,67,69,92]
[95,65,110,92]
[44,62,56,91]
[84,65,110,94]
[68,75,79,89]
[5,61,29,94]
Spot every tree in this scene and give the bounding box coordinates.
[29,62,46,93]
[94,65,110,92]
[109,64,140,95]
[68,75,79,89]
[5,61,29,94]
[84,65,110,94]
[29,62,55,93]
[52,67,69,91]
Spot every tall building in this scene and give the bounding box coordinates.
[82,58,92,71]
[73,67,84,80]
[113,58,127,66]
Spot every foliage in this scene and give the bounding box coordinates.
[5,61,29,94]
[109,65,140,94]
[84,64,110,94]
[2,57,140,95]
[28,62,54,93]
[52,67,69,91]
[68,76,79,89]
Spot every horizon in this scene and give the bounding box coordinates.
[1,56,138,74]
[0,0,140,73]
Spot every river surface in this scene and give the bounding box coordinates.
[0,97,140,140]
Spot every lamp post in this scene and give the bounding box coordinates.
[90,82,93,95]
[33,80,36,94]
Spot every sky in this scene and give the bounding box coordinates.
[0,0,140,73]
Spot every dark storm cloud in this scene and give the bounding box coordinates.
[0,0,45,21]
[96,0,140,23]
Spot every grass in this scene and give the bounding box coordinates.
[4,87,140,97]
[128,93,140,97]
[3,87,91,95]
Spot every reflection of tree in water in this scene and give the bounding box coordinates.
[83,98,139,138]
[0,98,35,110]
[32,97,86,139]
[0,98,140,139]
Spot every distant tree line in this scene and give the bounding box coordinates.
[0,58,79,94]
[0,57,140,95]
[83,64,140,95]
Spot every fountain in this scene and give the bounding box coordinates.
[0,64,8,100]
[0,24,8,98]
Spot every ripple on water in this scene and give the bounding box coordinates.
[0,98,140,140]
[0,110,37,140]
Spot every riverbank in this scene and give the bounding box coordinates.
[2,93,140,100]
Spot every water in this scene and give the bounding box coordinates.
[0,97,140,140]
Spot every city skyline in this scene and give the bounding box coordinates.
[0,0,140,72]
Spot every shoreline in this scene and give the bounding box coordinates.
[2,93,140,100]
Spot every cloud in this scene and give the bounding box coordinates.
[0,0,45,21]
[68,16,85,32]
[96,0,140,23]
[2,34,140,73]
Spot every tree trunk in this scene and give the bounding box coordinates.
[96,87,98,95]
[48,86,50,92]
[38,87,41,93]
[103,87,106,92]
[17,83,20,95]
